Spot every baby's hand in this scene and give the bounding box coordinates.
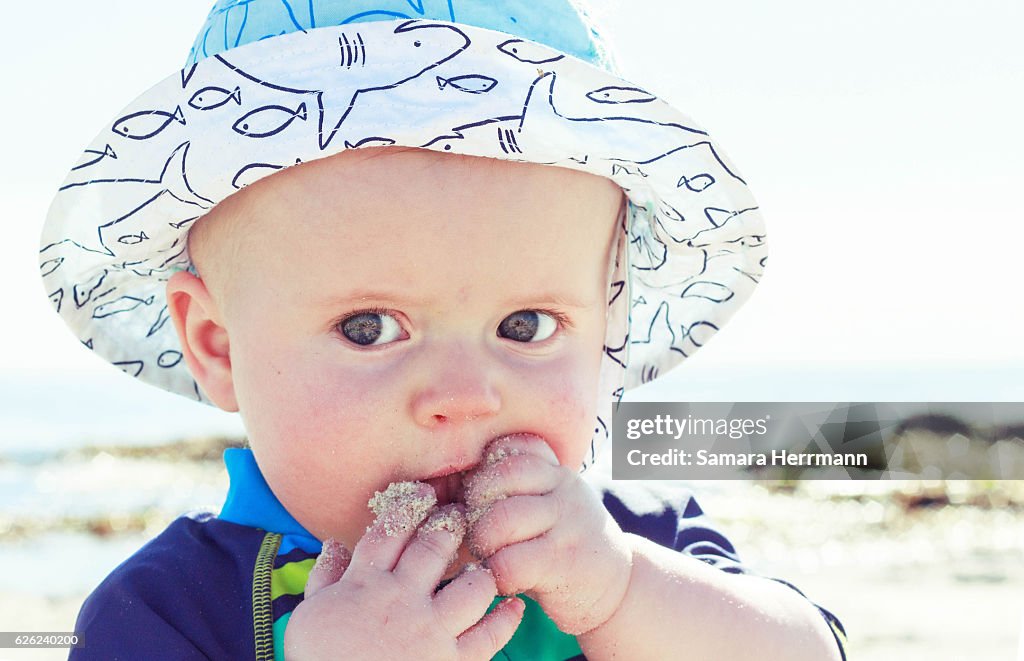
[284,482,525,660]
[464,434,633,635]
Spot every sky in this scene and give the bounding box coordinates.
[1,0,1021,402]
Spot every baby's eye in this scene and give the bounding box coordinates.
[338,310,403,346]
[497,310,559,343]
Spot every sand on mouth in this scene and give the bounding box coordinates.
[370,441,529,537]
[484,445,524,467]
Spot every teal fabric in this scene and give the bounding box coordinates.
[485,591,583,660]
[186,0,604,67]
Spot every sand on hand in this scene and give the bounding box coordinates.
[316,537,352,574]
[305,537,353,598]
[368,443,526,544]
[418,503,468,542]
[368,481,438,536]
[465,446,525,526]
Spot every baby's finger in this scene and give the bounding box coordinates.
[433,563,500,638]
[455,596,525,661]
[464,453,563,526]
[465,453,562,504]
[348,481,437,573]
[485,433,559,467]
[467,494,558,560]
[393,504,467,588]
[304,537,352,599]
[481,535,554,598]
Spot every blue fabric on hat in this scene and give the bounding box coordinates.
[187,0,603,67]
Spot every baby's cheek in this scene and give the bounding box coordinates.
[263,390,395,540]
[548,384,591,426]
[530,358,599,465]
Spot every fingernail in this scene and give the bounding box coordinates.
[305,537,351,599]
[316,537,352,575]
[484,444,526,467]
[368,481,437,537]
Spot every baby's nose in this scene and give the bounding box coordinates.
[409,346,501,427]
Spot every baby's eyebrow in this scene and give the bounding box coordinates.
[315,289,416,307]
[503,292,594,309]
[316,289,594,309]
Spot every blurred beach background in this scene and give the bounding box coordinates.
[2,0,1023,659]
[1,368,1022,660]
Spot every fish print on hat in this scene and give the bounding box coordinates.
[436,73,498,94]
[112,106,188,141]
[71,144,118,172]
[188,85,243,110]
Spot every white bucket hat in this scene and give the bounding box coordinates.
[39,0,767,469]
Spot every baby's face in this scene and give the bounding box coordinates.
[176,147,622,576]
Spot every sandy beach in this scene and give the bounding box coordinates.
[1,438,1022,660]
[693,480,1024,660]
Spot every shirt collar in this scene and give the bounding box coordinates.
[218,447,318,540]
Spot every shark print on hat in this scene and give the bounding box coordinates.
[185,1,599,67]
[212,20,472,150]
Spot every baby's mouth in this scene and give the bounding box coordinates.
[423,470,468,507]
[420,433,541,507]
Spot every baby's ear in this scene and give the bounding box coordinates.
[165,270,239,412]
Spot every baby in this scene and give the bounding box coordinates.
[176,145,632,656]
[40,1,847,659]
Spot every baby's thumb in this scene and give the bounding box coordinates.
[304,537,352,599]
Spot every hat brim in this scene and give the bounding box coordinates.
[40,19,766,462]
